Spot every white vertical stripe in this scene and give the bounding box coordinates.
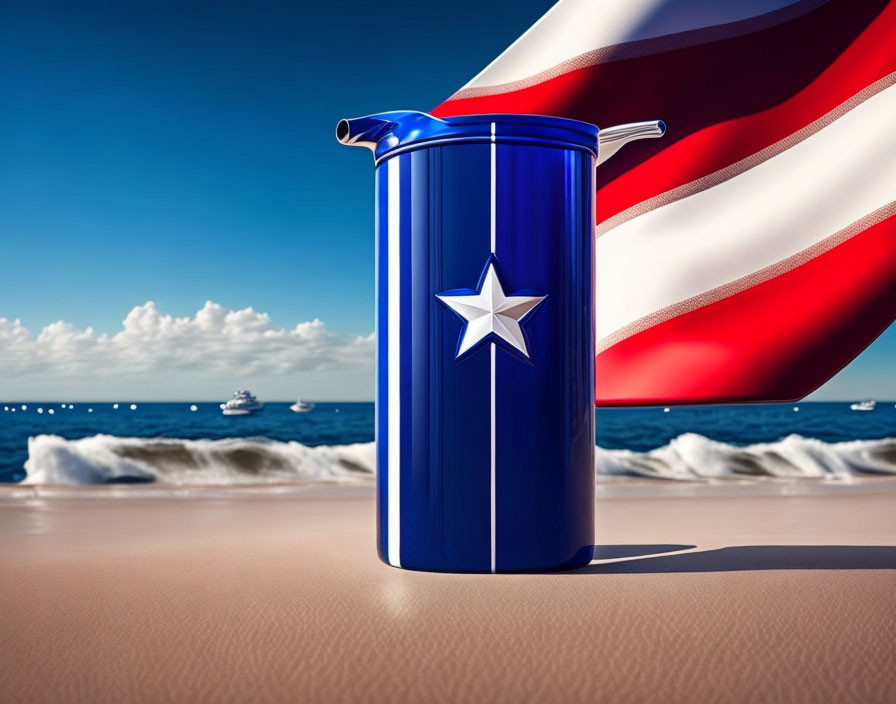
[374,169,379,524]
[387,157,401,568]
[490,343,496,573]
[490,121,497,574]
[490,122,497,252]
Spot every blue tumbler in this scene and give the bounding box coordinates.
[337,111,663,572]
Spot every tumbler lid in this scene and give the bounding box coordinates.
[336,111,599,163]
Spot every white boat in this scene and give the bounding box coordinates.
[289,398,315,413]
[850,400,876,412]
[222,390,264,416]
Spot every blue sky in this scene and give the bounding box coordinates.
[0,0,553,335]
[0,0,891,400]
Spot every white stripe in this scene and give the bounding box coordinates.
[387,157,401,568]
[374,165,380,534]
[595,83,896,344]
[490,122,496,252]
[490,121,497,574]
[464,0,804,90]
[490,343,496,574]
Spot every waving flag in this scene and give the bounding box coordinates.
[434,0,896,405]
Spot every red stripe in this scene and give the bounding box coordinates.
[450,0,831,100]
[597,1,896,225]
[434,0,890,198]
[594,214,896,405]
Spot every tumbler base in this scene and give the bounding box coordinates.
[377,544,595,574]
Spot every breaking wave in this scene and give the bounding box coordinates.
[22,434,375,486]
[597,433,896,480]
[18,432,896,487]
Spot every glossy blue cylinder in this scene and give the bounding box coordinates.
[363,113,596,572]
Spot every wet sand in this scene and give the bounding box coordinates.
[1,483,895,703]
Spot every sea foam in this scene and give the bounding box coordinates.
[597,432,896,480]
[22,434,375,486]
[19,432,896,486]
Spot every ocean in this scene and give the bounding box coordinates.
[1,401,895,486]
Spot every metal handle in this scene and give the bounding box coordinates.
[597,120,666,166]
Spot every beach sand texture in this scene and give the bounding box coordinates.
[1,485,894,703]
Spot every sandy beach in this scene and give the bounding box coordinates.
[1,482,894,703]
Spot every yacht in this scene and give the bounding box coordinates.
[850,400,876,412]
[290,398,315,413]
[222,390,264,416]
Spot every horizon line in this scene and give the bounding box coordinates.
[2,399,893,405]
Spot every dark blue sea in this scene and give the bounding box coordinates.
[2,401,894,485]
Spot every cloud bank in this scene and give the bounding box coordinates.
[1,300,889,402]
[0,301,374,400]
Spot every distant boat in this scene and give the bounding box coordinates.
[850,400,876,412]
[289,398,315,413]
[222,390,264,416]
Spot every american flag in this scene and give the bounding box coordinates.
[434,0,896,406]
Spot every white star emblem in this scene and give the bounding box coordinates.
[436,259,546,360]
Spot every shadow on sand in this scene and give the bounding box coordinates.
[593,544,696,560]
[577,545,896,574]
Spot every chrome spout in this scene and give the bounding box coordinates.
[336,111,452,161]
[335,116,395,150]
[597,120,666,166]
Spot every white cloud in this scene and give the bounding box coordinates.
[0,302,374,400]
